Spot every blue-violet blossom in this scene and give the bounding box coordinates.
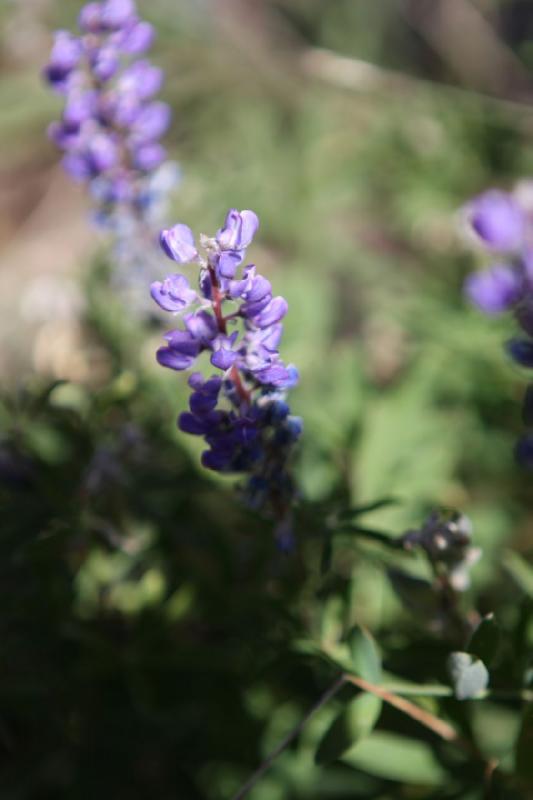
[462,181,533,464]
[43,0,178,309]
[152,210,302,547]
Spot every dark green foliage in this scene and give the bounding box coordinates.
[467,614,501,667]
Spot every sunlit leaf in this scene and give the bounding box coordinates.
[347,625,381,683]
[503,551,533,598]
[447,652,489,700]
[342,731,448,785]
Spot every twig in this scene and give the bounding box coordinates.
[381,683,533,702]
[230,676,345,800]
[232,672,532,798]
[343,673,459,742]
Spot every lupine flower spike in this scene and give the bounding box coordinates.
[43,0,178,307]
[152,210,302,549]
[462,181,533,463]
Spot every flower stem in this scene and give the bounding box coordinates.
[231,676,345,800]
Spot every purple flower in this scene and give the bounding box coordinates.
[79,3,104,32]
[151,274,197,313]
[119,60,163,100]
[464,264,523,314]
[217,209,259,251]
[63,90,97,125]
[43,31,82,88]
[87,133,119,174]
[210,332,239,370]
[153,210,301,536]
[468,190,526,252]
[130,102,171,142]
[506,338,533,368]
[44,0,177,240]
[116,20,154,54]
[92,46,120,81]
[251,296,288,328]
[217,251,243,280]
[156,348,196,371]
[48,120,82,149]
[133,142,166,171]
[184,311,219,344]
[101,0,136,29]
[462,179,533,466]
[160,225,198,263]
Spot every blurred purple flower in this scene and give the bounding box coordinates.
[464,263,523,314]
[468,190,526,252]
[43,0,178,239]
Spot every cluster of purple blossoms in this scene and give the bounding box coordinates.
[462,182,533,464]
[151,209,302,547]
[43,0,176,237]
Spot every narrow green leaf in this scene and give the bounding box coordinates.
[337,497,399,520]
[340,525,401,547]
[515,704,533,786]
[315,692,382,765]
[347,625,382,683]
[467,614,500,666]
[447,652,489,700]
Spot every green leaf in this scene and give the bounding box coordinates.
[515,704,533,787]
[341,731,447,785]
[340,525,400,548]
[503,551,533,598]
[447,652,489,700]
[467,614,500,666]
[315,692,382,765]
[347,625,382,683]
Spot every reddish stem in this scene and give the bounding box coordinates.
[208,266,252,405]
[208,265,227,335]
[230,365,252,405]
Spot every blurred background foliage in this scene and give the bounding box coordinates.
[1,0,533,797]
